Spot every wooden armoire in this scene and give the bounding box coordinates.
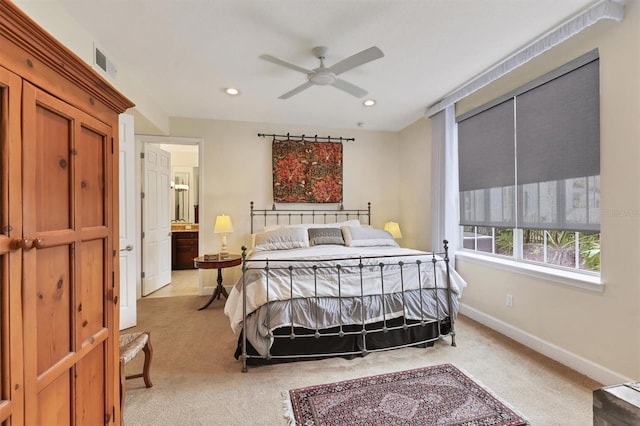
[0,1,134,425]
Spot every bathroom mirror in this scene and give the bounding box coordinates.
[172,171,191,222]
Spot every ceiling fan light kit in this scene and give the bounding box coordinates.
[309,71,335,86]
[260,45,384,99]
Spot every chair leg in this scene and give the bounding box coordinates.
[119,358,126,410]
[141,331,153,388]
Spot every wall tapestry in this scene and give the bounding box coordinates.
[272,140,343,203]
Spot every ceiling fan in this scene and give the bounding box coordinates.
[260,46,384,99]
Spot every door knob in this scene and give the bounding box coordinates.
[33,238,45,249]
[120,245,133,252]
[10,238,30,250]
[10,237,43,250]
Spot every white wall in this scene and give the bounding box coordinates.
[398,118,432,251]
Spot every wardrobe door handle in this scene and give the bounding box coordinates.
[10,238,24,250]
[33,238,45,249]
[10,238,33,250]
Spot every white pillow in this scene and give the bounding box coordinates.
[297,219,362,229]
[341,226,399,247]
[253,227,310,252]
[263,219,361,233]
[320,219,362,229]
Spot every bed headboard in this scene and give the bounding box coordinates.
[250,201,371,234]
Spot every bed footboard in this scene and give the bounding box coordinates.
[238,240,457,372]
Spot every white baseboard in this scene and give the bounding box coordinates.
[459,303,633,386]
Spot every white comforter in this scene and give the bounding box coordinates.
[224,245,467,336]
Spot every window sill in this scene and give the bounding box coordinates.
[455,250,603,293]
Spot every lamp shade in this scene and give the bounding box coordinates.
[214,215,234,234]
[384,221,402,239]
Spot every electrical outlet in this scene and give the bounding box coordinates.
[506,294,513,307]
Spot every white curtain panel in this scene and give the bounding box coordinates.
[430,105,460,266]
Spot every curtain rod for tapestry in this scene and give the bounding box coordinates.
[257,133,354,143]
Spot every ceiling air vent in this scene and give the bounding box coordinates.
[93,44,117,79]
[95,48,107,71]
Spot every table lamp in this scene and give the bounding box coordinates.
[214,214,234,259]
[384,221,403,239]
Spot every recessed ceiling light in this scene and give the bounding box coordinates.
[363,99,376,107]
[225,87,240,95]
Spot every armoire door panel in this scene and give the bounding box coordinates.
[34,103,73,232]
[34,245,72,376]
[75,344,106,426]
[36,370,71,426]
[78,239,106,343]
[78,125,107,229]
[21,78,118,424]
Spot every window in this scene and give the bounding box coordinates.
[457,50,600,274]
[463,227,600,272]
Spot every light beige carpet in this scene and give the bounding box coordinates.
[122,295,600,425]
[143,270,199,299]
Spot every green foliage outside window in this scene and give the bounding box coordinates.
[468,227,600,272]
[495,228,513,255]
[580,233,601,271]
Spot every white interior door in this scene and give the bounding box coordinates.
[142,144,172,296]
[119,113,137,329]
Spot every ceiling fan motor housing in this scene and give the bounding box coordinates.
[309,70,336,85]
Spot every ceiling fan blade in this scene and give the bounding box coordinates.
[331,78,368,98]
[260,54,314,74]
[278,81,314,99]
[328,46,384,76]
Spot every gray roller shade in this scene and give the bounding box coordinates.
[458,99,515,192]
[516,59,600,185]
[517,58,600,232]
[457,51,600,232]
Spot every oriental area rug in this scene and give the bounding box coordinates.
[284,363,529,425]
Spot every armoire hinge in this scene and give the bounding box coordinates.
[111,137,114,154]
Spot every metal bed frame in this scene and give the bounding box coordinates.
[249,201,372,233]
[239,202,456,372]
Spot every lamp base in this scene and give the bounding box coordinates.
[219,233,229,259]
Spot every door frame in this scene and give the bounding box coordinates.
[134,135,204,299]
[119,113,137,329]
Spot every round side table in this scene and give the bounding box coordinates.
[193,254,242,311]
